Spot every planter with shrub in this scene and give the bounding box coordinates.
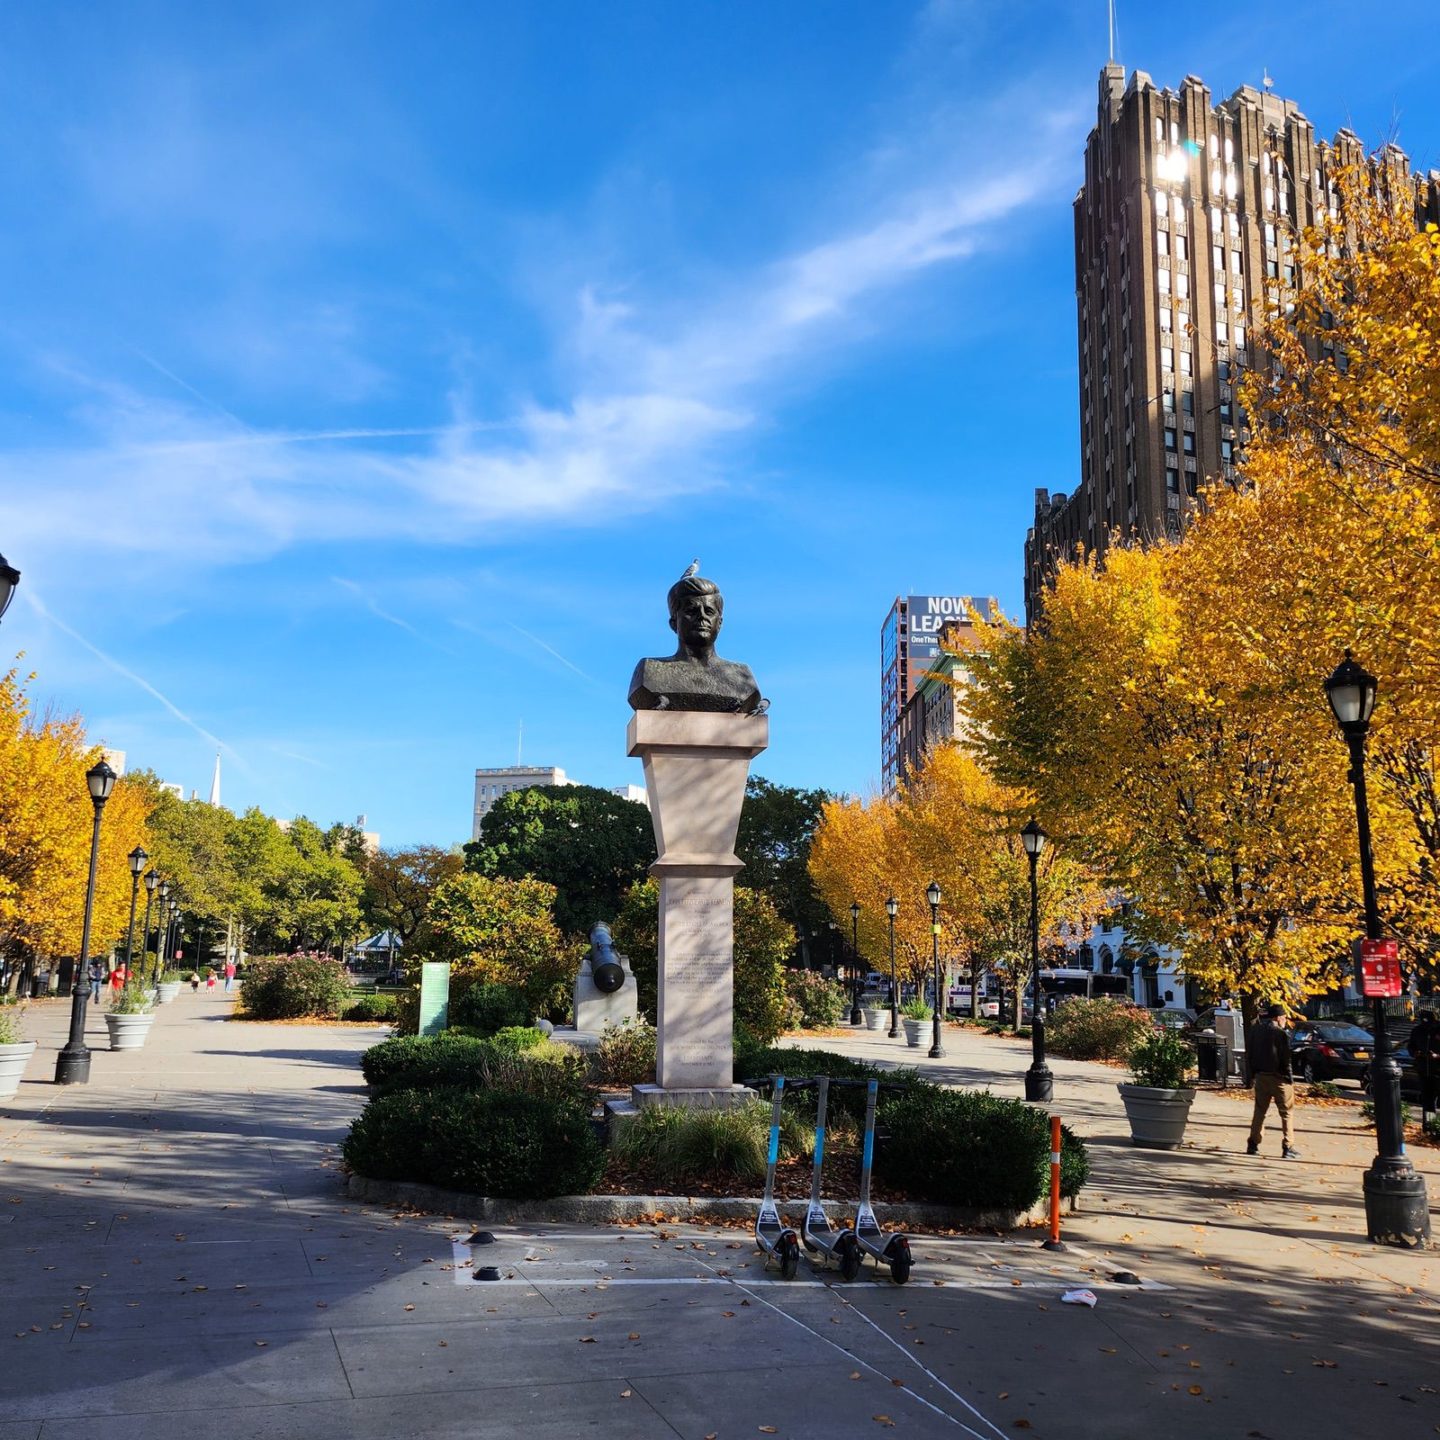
[155,971,185,1005]
[861,1001,883,1031]
[105,983,156,1051]
[1117,1029,1196,1149]
[900,997,931,1048]
[0,1006,37,1098]
[343,1087,604,1199]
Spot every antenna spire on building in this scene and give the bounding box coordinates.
[208,751,221,807]
[1262,66,1274,91]
[1107,0,1116,64]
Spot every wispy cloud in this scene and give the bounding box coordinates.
[331,577,457,655]
[20,585,238,762]
[505,621,596,683]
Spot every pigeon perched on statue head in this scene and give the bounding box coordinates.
[680,558,700,579]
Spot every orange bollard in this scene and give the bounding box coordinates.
[1043,1113,1066,1252]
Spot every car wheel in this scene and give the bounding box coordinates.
[1301,1060,1316,1083]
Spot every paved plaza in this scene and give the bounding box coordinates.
[2,995,1439,1438]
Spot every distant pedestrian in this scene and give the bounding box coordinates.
[87,959,104,1004]
[205,969,217,991]
[1407,1009,1440,1121]
[223,959,236,992]
[189,971,200,993]
[108,964,129,999]
[1247,1003,1299,1159]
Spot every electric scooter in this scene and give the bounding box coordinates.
[850,1078,913,1284]
[800,1076,863,1281]
[751,1075,802,1279]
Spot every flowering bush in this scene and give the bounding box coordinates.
[240,952,353,1020]
[781,970,848,1029]
[1046,998,1156,1061]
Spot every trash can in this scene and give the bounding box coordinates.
[1195,1031,1229,1085]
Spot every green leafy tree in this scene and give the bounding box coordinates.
[610,879,792,1043]
[736,776,832,950]
[464,784,655,935]
[270,816,365,952]
[427,872,577,1018]
[362,845,463,952]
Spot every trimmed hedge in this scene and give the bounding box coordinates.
[240,954,353,1020]
[490,1025,544,1052]
[875,1087,1088,1210]
[360,1032,590,1108]
[449,982,531,1036]
[343,1087,605,1199]
[343,993,399,1022]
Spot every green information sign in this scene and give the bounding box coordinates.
[418,961,451,1036]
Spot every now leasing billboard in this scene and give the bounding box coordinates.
[906,595,984,668]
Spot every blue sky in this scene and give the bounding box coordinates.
[3,2,1438,847]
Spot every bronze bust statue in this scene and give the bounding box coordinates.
[629,573,766,714]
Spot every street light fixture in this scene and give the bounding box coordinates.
[141,870,159,985]
[926,881,944,1058]
[0,552,20,623]
[885,895,900,1038]
[1020,819,1053,1103]
[54,760,117,1085]
[1324,652,1429,1246]
[849,901,863,1025]
[122,846,148,979]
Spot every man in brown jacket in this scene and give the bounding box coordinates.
[1247,1004,1300,1159]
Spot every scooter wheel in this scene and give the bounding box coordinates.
[780,1235,800,1281]
[887,1240,912,1285]
[839,1236,862,1282]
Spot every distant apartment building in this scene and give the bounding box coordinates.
[471,765,571,839]
[895,620,982,783]
[881,596,994,792]
[609,784,650,809]
[1024,64,1440,620]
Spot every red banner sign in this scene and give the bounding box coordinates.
[1356,938,1402,998]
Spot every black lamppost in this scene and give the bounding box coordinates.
[54,760,117,1085]
[926,881,944,1058]
[0,552,20,623]
[1325,653,1430,1245]
[886,895,900,1038]
[849,900,863,1025]
[1021,819,1053,1103]
[122,846,148,978]
[142,871,159,983]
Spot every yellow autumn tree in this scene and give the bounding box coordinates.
[965,539,1397,1031]
[0,665,152,981]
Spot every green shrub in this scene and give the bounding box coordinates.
[1046,999,1155,1061]
[1306,1080,1342,1100]
[360,1032,590,1108]
[1362,1098,1414,1129]
[449,982,531,1036]
[343,993,399,1022]
[0,1004,27,1044]
[240,953,353,1020]
[1423,1113,1440,1142]
[611,1100,789,1186]
[110,979,154,1015]
[490,1025,544,1052]
[875,1087,1090,1210]
[343,1087,605,1198]
[1127,1029,1194,1089]
[900,996,932,1021]
[596,1018,656,1087]
[783,971,848,1029]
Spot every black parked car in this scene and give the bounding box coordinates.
[1290,1020,1375,1085]
[1361,1046,1424,1101]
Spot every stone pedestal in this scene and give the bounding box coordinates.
[573,966,638,1033]
[627,709,767,1107]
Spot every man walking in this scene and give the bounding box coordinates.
[1247,1003,1299,1159]
[1407,1008,1440,1123]
[87,958,104,1004]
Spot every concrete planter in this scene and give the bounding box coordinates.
[156,982,183,1004]
[0,1040,38,1098]
[1117,1082,1196,1149]
[862,1007,882,1031]
[105,1012,156,1051]
[902,1017,926,1048]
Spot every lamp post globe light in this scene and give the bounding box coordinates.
[122,846,148,979]
[141,871,159,985]
[926,881,944,1058]
[1324,653,1429,1246]
[0,552,20,624]
[54,760,118,1085]
[849,900,864,1025]
[886,895,900,1039]
[1020,819,1053,1104]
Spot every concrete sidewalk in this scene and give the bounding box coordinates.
[1,995,1438,1438]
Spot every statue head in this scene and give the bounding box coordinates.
[666,575,724,652]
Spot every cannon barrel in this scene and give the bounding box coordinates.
[587,922,626,995]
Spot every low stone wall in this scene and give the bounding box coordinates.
[344,1171,1048,1231]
